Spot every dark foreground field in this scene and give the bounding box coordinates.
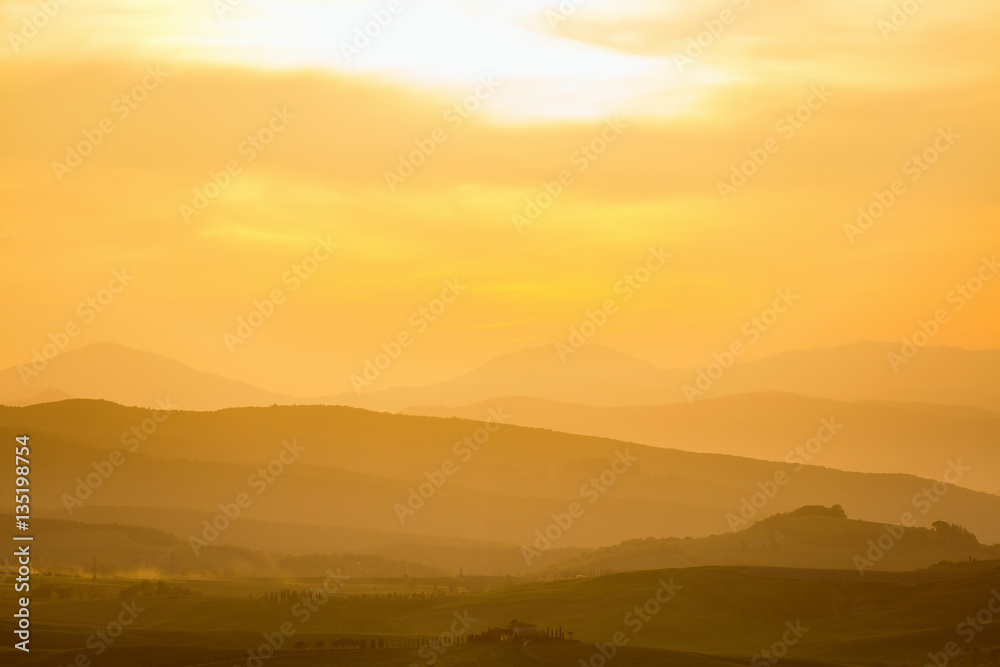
[2,562,1000,666]
[0,643,763,667]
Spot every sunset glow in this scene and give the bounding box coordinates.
[2,0,998,395]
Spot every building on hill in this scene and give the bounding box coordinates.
[470,620,556,644]
[509,621,546,639]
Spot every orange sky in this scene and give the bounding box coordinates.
[1,0,998,395]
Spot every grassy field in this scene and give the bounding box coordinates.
[0,643,836,667]
[1,562,999,666]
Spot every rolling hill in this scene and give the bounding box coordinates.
[0,514,444,579]
[2,400,1000,551]
[5,561,1000,666]
[539,505,1000,576]
[30,505,587,576]
[25,504,997,581]
[405,393,1000,494]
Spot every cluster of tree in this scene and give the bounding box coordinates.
[378,573,530,592]
[549,568,615,579]
[761,505,849,524]
[389,637,460,649]
[931,521,980,545]
[468,628,504,644]
[290,638,380,650]
[119,580,195,597]
[261,587,323,603]
[469,625,569,643]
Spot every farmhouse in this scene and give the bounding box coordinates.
[470,620,566,644]
[507,621,546,640]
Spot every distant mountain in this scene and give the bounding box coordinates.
[343,341,1000,412]
[719,342,1000,411]
[3,400,999,549]
[405,393,1000,494]
[3,341,999,413]
[5,387,76,406]
[328,342,684,410]
[0,342,296,410]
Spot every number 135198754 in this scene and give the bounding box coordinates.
[15,436,30,531]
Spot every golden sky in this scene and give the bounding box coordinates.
[1,0,998,395]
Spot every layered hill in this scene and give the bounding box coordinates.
[0,514,443,579]
[15,561,1000,666]
[3,341,1000,412]
[0,342,294,410]
[540,506,1000,576]
[405,393,1000,494]
[2,400,999,551]
[31,505,585,576]
[338,341,1000,411]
